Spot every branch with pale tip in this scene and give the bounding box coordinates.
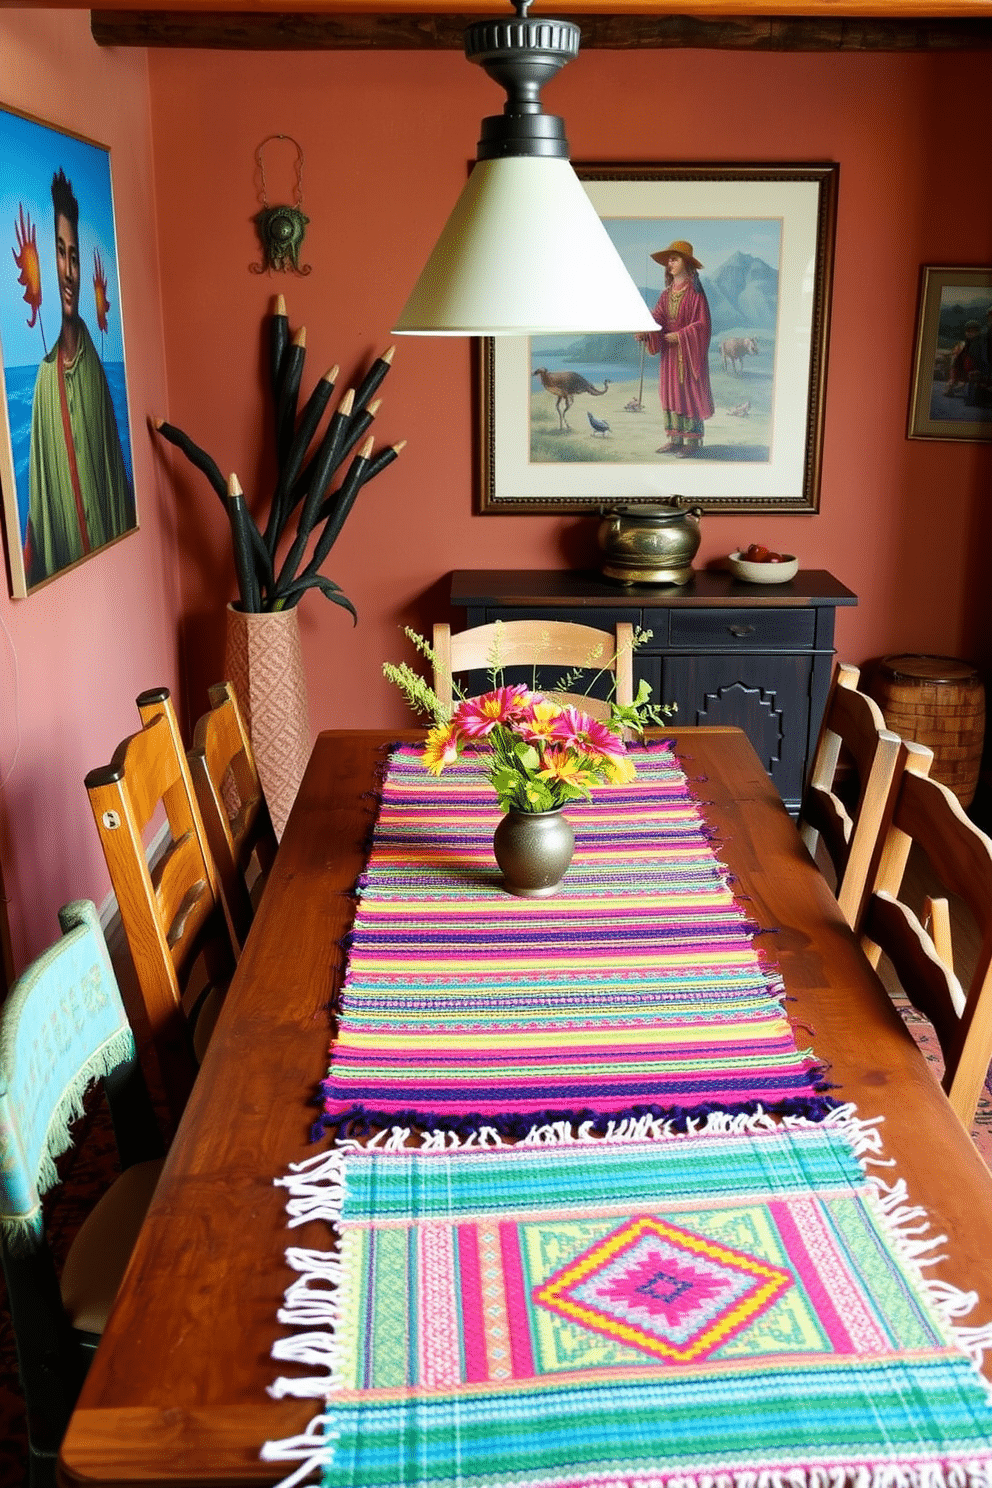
[149,298,403,616]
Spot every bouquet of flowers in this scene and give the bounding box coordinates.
[384,626,674,814]
[424,685,640,813]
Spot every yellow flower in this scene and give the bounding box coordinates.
[536,747,589,787]
[600,753,637,785]
[423,722,459,775]
[517,697,562,742]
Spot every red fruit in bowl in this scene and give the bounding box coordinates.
[744,543,769,561]
[766,553,783,563]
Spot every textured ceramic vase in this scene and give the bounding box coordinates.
[492,807,575,898]
[224,603,313,839]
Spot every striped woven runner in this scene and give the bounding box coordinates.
[318,740,836,1137]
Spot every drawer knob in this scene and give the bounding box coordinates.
[728,623,756,638]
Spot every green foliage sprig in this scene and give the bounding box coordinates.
[152,294,405,617]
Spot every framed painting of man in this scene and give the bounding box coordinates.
[907,266,992,442]
[478,162,839,515]
[0,105,137,597]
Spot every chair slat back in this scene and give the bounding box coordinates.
[861,742,992,1129]
[189,681,278,952]
[799,662,902,930]
[85,704,236,1124]
[433,620,635,722]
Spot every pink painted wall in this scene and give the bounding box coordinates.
[0,11,176,969]
[0,22,989,974]
[146,43,992,738]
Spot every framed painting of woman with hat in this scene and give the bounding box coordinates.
[479,161,838,515]
[636,237,714,460]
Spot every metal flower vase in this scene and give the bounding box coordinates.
[224,603,312,839]
[492,807,575,898]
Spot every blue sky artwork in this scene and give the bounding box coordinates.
[0,107,133,541]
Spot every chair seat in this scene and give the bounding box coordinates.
[60,1158,165,1334]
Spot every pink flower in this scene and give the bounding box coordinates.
[452,685,531,739]
[550,706,626,761]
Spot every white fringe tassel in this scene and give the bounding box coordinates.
[267,1246,348,1399]
[273,1148,346,1228]
[260,1411,337,1488]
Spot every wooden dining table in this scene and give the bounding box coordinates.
[58,725,992,1488]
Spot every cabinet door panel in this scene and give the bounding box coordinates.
[663,655,811,810]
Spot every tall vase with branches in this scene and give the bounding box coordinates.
[153,295,406,833]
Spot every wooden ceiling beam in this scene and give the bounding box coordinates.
[90,9,992,47]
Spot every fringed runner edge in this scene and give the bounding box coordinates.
[260,1105,992,1488]
[315,1091,841,1144]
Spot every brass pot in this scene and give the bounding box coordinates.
[597,498,703,585]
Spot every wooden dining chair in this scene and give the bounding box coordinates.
[187,681,278,954]
[85,696,237,1126]
[0,900,164,1488]
[860,737,992,1129]
[432,619,635,722]
[799,662,903,931]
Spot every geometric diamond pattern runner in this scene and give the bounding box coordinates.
[534,1212,794,1362]
[265,1123,992,1488]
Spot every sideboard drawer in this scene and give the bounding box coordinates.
[667,608,817,651]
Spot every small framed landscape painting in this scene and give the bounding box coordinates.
[908,265,992,443]
[0,105,137,597]
[479,160,839,516]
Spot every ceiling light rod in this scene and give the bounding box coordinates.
[466,0,580,160]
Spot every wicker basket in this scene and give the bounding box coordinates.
[870,654,985,808]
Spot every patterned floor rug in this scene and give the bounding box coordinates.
[892,996,992,1166]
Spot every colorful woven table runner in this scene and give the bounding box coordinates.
[318,740,836,1138]
[263,1118,992,1487]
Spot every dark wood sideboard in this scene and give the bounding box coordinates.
[450,568,857,816]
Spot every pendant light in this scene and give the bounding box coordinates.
[392,0,657,336]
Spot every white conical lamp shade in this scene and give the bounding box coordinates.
[393,155,657,336]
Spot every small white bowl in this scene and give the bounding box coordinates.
[728,550,799,584]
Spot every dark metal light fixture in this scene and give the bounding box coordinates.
[393,0,656,336]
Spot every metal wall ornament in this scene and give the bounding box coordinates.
[250,135,311,276]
